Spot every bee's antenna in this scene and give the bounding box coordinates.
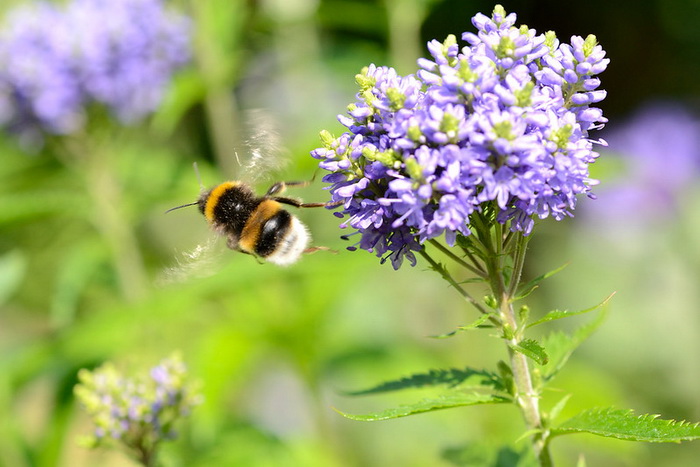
[193,162,204,191]
[165,202,199,214]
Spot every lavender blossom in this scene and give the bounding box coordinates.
[312,4,609,268]
[74,355,201,459]
[0,0,190,144]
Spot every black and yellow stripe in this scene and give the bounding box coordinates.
[240,199,286,255]
[201,181,294,259]
[203,181,242,224]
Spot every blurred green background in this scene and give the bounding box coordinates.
[1,0,699,466]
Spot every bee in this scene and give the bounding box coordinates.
[165,110,337,268]
[166,176,335,266]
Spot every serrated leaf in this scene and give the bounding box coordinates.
[430,313,495,339]
[336,392,510,421]
[527,292,615,328]
[509,339,549,365]
[541,305,608,382]
[552,408,700,442]
[514,262,569,301]
[344,367,505,396]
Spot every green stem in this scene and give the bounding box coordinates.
[493,233,550,466]
[59,135,148,302]
[419,249,491,317]
[507,233,530,298]
[423,224,551,464]
[428,239,487,279]
[190,0,244,175]
[133,441,157,467]
[384,0,429,74]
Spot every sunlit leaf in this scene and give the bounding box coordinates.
[344,367,505,396]
[514,262,569,301]
[509,339,548,365]
[541,305,608,382]
[527,292,615,328]
[511,339,547,364]
[430,313,495,338]
[552,408,700,442]
[549,394,572,423]
[336,392,510,421]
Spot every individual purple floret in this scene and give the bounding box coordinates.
[312,4,608,268]
[0,0,191,145]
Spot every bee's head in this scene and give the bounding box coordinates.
[165,162,209,215]
[196,190,211,214]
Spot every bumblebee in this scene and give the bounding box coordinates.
[167,179,333,266]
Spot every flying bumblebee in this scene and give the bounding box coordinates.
[165,110,336,267]
[166,176,335,266]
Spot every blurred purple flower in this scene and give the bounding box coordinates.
[0,0,191,144]
[75,355,201,449]
[312,5,608,268]
[582,102,700,230]
[0,4,84,140]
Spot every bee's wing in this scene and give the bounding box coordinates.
[236,109,291,184]
[156,236,224,286]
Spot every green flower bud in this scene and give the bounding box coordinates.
[551,123,573,149]
[405,156,424,181]
[386,87,406,111]
[583,34,598,58]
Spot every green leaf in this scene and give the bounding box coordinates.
[442,441,537,467]
[552,408,700,442]
[430,313,495,339]
[343,367,505,396]
[548,394,572,423]
[497,361,515,396]
[509,339,549,365]
[527,292,615,328]
[541,305,608,382]
[514,262,569,301]
[50,240,107,328]
[336,392,510,421]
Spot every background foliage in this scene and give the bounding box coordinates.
[1,0,699,466]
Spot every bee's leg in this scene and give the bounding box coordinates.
[273,196,342,209]
[264,181,305,197]
[264,170,325,196]
[303,246,338,255]
[227,238,265,264]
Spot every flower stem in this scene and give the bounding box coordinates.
[424,226,551,464]
[428,239,487,279]
[419,249,490,317]
[494,232,550,466]
[59,134,148,302]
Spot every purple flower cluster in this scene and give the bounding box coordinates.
[74,355,201,447]
[311,5,609,268]
[0,0,190,144]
